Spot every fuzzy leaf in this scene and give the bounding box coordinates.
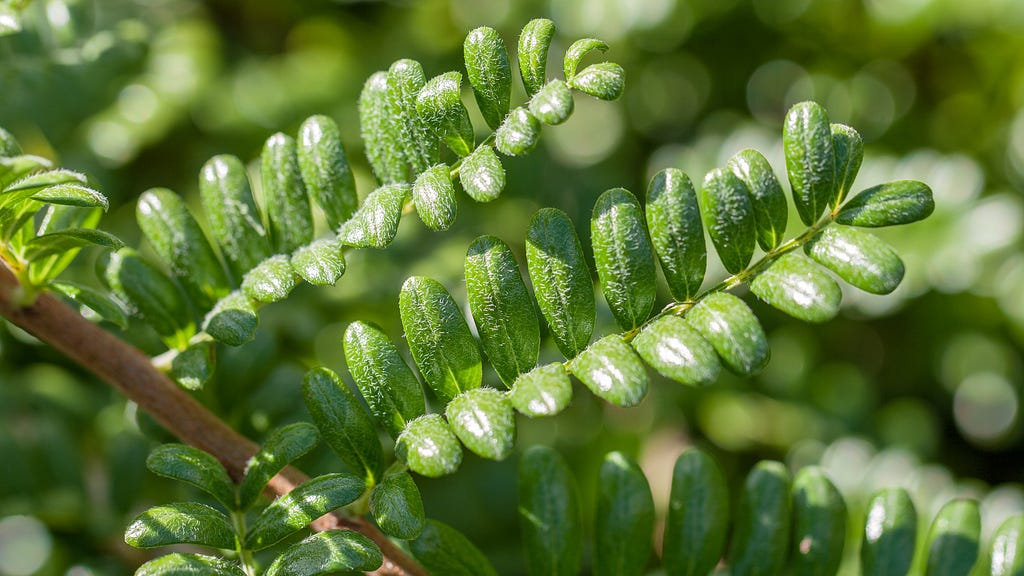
[529,79,574,126]
[700,167,755,274]
[495,107,541,156]
[632,315,719,387]
[594,452,654,576]
[388,59,435,179]
[337,183,409,248]
[416,72,474,158]
[646,168,706,300]
[370,472,425,540]
[663,448,730,576]
[459,144,505,203]
[685,292,768,376]
[784,101,835,225]
[750,253,842,323]
[238,422,320,510]
[791,467,847,576]
[445,388,516,461]
[570,334,648,407]
[835,180,935,227]
[395,414,462,478]
[297,116,358,231]
[991,516,1024,576]
[510,362,573,418]
[410,520,498,576]
[49,281,129,328]
[264,530,382,576]
[925,499,980,576]
[571,62,625,101]
[302,367,383,485]
[203,290,258,347]
[464,27,511,130]
[135,554,244,576]
[105,248,194,347]
[413,164,457,231]
[729,461,792,576]
[861,488,918,576]
[169,341,214,391]
[831,123,863,207]
[199,155,271,278]
[518,445,582,576]
[518,19,556,97]
[245,473,366,551]
[262,132,314,253]
[290,238,346,286]
[125,502,235,549]
[729,149,788,251]
[241,255,296,303]
[33,183,108,209]
[3,168,85,195]
[0,155,52,189]
[804,225,904,295]
[145,444,235,509]
[592,188,657,331]
[24,228,122,260]
[359,72,406,185]
[563,38,608,80]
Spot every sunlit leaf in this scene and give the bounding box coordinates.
[699,167,755,274]
[145,444,235,509]
[632,315,719,387]
[563,38,608,81]
[925,499,980,576]
[337,184,409,248]
[685,292,768,376]
[804,225,904,295]
[135,554,244,576]
[784,101,835,226]
[199,155,270,277]
[464,27,511,130]
[241,255,297,303]
[445,388,516,461]
[646,168,706,301]
[459,145,505,203]
[125,502,235,550]
[262,132,314,252]
[750,253,842,323]
[835,180,935,228]
[290,238,345,286]
[413,164,457,231]
[510,362,572,418]
[861,488,917,576]
[238,422,320,510]
[518,19,556,97]
[263,530,382,576]
[495,107,541,156]
[528,79,574,126]
[592,187,657,331]
[370,472,425,540]
[570,62,625,101]
[395,414,462,478]
[297,115,358,231]
[570,334,648,407]
[245,473,366,551]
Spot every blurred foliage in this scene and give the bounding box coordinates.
[1,0,1023,574]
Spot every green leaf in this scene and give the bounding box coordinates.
[399,276,482,406]
[241,254,297,303]
[125,502,236,549]
[135,553,245,576]
[925,499,980,576]
[245,473,366,551]
[518,445,582,576]
[238,422,320,510]
[563,38,608,81]
[592,187,657,331]
[570,334,648,407]
[729,461,792,576]
[495,107,541,156]
[529,79,574,126]
[662,448,730,576]
[343,321,426,439]
[464,26,511,130]
[203,290,258,347]
[0,6,20,37]
[33,183,108,210]
[0,155,52,189]
[24,228,123,260]
[359,72,406,185]
[49,281,129,328]
[784,101,835,226]
[804,225,904,295]
[302,368,383,486]
[991,516,1024,576]
[395,414,462,478]
[370,472,426,540]
[632,315,720,387]
[525,208,595,359]
[3,168,85,195]
[261,132,314,253]
[861,488,918,576]
[831,123,863,207]
[510,363,573,418]
[835,180,935,227]
[24,205,102,286]
[105,248,194,348]
[297,115,358,231]
[145,444,235,509]
[645,168,706,301]
[465,235,540,386]
[594,452,654,576]
[169,341,214,391]
[729,149,788,252]
[518,18,556,97]
[0,126,21,157]
[264,530,382,576]
[791,466,847,576]
[416,72,474,158]
[699,167,755,275]
[413,164,457,232]
[199,155,271,278]
[459,144,505,203]
[387,59,435,179]
[445,388,516,461]
[750,253,842,323]
[685,292,769,376]
[290,238,346,286]
[410,520,498,576]
[337,183,410,248]
[570,62,625,101]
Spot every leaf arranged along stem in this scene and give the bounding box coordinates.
[594,452,654,576]
[591,187,657,331]
[199,155,271,279]
[518,446,583,576]
[261,132,313,253]
[464,26,512,130]
[646,168,706,301]
[662,448,730,576]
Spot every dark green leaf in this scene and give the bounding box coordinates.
[804,225,904,295]
[337,183,410,248]
[261,132,314,252]
[729,461,792,576]
[459,144,505,203]
[264,530,382,576]
[203,290,258,347]
[529,79,574,126]
[410,520,498,576]
[592,187,657,331]
[791,467,847,576]
[33,183,108,209]
[495,107,541,156]
[991,516,1024,576]
[245,473,366,550]
[729,149,788,251]
[518,445,582,576]
[861,488,917,576]
[570,334,648,407]
[784,101,835,225]
[145,444,235,509]
[370,472,425,540]
[464,26,511,130]
[632,315,720,387]
[241,254,297,303]
[135,554,244,576]
[831,123,863,208]
[510,363,573,418]
[518,19,556,97]
[563,38,608,81]
[297,115,358,231]
[686,292,768,376]
[105,248,194,348]
[699,167,755,275]
[416,72,474,158]
[413,164,457,232]
[387,59,435,179]
[290,238,346,286]
[169,341,214,391]
[446,388,516,461]
[570,62,625,101]
[663,448,730,576]
[645,168,706,300]
[238,422,320,510]
[750,253,842,323]
[925,499,980,576]
[302,368,383,485]
[395,414,462,478]
[125,502,235,549]
[359,72,406,185]
[199,155,271,278]
[835,180,935,227]
[594,452,654,576]
[49,281,129,328]
[24,228,122,260]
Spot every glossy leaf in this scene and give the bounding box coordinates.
[33,183,108,209]
[685,292,769,376]
[203,290,258,347]
[399,276,482,406]
[410,520,498,576]
[592,187,657,331]
[464,26,511,130]
[925,499,980,576]
[570,334,648,407]
[337,183,410,249]
[241,254,297,303]
[302,367,383,485]
[395,414,462,478]
[24,228,122,260]
[416,72,474,158]
[563,38,608,80]
[729,149,788,251]
[750,253,842,323]
[835,180,935,227]
[245,473,366,550]
[699,167,755,274]
[663,448,730,576]
[465,235,540,386]
[290,238,346,286]
[729,461,792,576]
[571,62,625,101]
[446,388,516,461]
[135,554,244,576]
[297,115,358,230]
[387,59,435,179]
[645,168,706,300]
[459,144,505,203]
[861,488,917,576]
[169,341,214,391]
[518,18,555,96]
[632,315,720,387]
[594,452,654,576]
[495,107,541,156]
[264,530,382,576]
[125,502,235,549]
[804,225,904,295]
[238,422,320,510]
[49,281,129,328]
[529,79,574,126]
[518,445,583,576]
[261,132,314,252]
[370,472,425,540]
[413,164,457,231]
[510,362,573,418]
[359,71,406,185]
[830,123,863,207]
[199,155,271,278]
[791,467,847,576]
[145,444,235,509]
[784,101,835,225]
[105,248,194,347]
[991,516,1024,576]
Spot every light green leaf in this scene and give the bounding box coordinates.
[135,553,244,576]
[464,26,511,130]
[238,422,320,510]
[459,144,505,203]
[24,228,122,260]
[594,452,654,576]
[570,334,648,407]
[413,164,457,232]
[729,461,792,576]
[518,19,556,97]
[750,253,842,323]
[290,238,346,286]
[49,281,129,328]
[831,123,863,207]
[563,38,608,81]
[395,414,462,478]
[592,187,657,331]
[169,341,214,391]
[784,101,835,225]
[297,115,358,231]
[416,72,474,158]
[199,155,270,278]
[125,502,236,550]
[663,448,730,576]
[241,254,297,303]
[410,520,498,576]
[925,499,980,576]
[804,225,904,295]
[264,530,382,576]
[646,168,706,300]
[145,444,235,509]
[861,488,918,576]
[685,292,768,376]
[791,467,847,576]
[0,155,52,189]
[0,126,21,157]
[3,168,85,195]
[370,472,425,540]
[359,71,406,185]
[518,445,582,576]
[510,363,573,418]
[446,388,516,461]
[105,248,194,348]
[529,79,574,126]
[570,62,625,101]
[495,107,541,156]
[387,59,435,179]
[33,183,108,210]
[729,149,788,251]
[261,132,314,252]
[337,183,410,249]
[632,315,719,387]
[302,368,383,486]
[835,180,935,227]
[991,516,1024,576]
[245,473,365,551]
[699,167,755,275]
[203,290,258,347]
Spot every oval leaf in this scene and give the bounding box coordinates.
[925,498,980,576]
[495,107,541,156]
[784,101,835,226]
[238,422,319,510]
[518,18,555,97]
[410,520,498,576]
[290,238,346,286]
[136,553,245,576]
[459,144,505,203]
[991,516,1024,576]
[750,253,842,323]
[729,149,788,251]
[49,281,129,328]
[700,167,755,275]
[337,183,410,249]
[413,164,457,232]
[861,488,918,576]
[125,502,235,550]
[203,290,258,347]
[571,62,625,101]
[359,71,406,185]
[387,59,435,179]
[416,72,474,158]
[264,530,382,576]
[685,292,769,376]
[831,123,863,207]
[595,452,654,576]
[563,38,609,81]
[529,79,574,126]
[199,155,271,278]
[570,334,648,407]
[145,444,235,509]
[297,115,358,230]
[791,466,847,576]
[632,314,720,387]
[105,248,194,348]
[370,472,426,540]
[592,187,657,331]
[804,225,904,295]
[445,388,516,461]
[464,26,511,130]
[33,183,108,209]
[24,228,123,260]
[245,473,366,551]
[241,254,297,303]
[302,367,383,485]
[729,461,792,576]
[510,362,573,418]
[646,168,706,300]
[169,342,214,391]
[518,445,583,576]
[395,414,462,478]
[663,448,730,576]
[261,132,314,253]
[835,180,935,227]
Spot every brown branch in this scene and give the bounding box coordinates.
[0,261,427,576]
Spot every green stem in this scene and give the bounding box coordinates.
[231,510,257,576]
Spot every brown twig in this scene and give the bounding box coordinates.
[0,261,427,576]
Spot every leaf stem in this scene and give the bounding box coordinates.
[231,510,257,576]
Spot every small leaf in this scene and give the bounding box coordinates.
[526,208,595,358]
[262,132,314,253]
[831,123,863,207]
[145,444,235,509]
[699,167,755,275]
[264,530,383,576]
[399,276,482,406]
[663,448,730,576]
[125,502,236,550]
[784,101,835,226]
[241,254,297,303]
[835,180,935,227]
[169,342,214,391]
[729,149,788,251]
[359,72,406,185]
[343,321,426,439]
[238,422,320,510]
[632,315,720,387]
[4,168,85,194]
[495,107,541,156]
[750,253,842,323]
[413,164,457,232]
[0,155,52,189]
[646,168,706,300]
[203,290,258,347]
[337,183,410,249]
[446,388,516,461]
[804,225,904,295]
[395,414,462,478]
[24,228,123,260]
[594,452,654,576]
[510,362,573,418]
[518,445,582,576]
[791,467,847,576]
[199,155,271,278]
[105,248,194,348]
[570,62,625,101]
[297,116,358,231]
[518,18,556,97]
[465,235,540,386]
[0,126,21,157]
[416,72,474,158]
[592,187,657,331]
[729,461,792,576]
[861,488,918,576]
[49,281,129,328]
[563,38,608,81]
[685,292,769,376]
[570,334,648,407]
[245,473,366,550]
[387,59,435,179]
[33,183,108,209]
[302,368,383,486]
[459,144,505,203]
[410,520,499,576]
[464,26,511,130]
[529,79,574,126]
[991,516,1024,576]
[290,238,346,286]
[925,499,980,576]
[370,472,426,540]
[135,554,245,576]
